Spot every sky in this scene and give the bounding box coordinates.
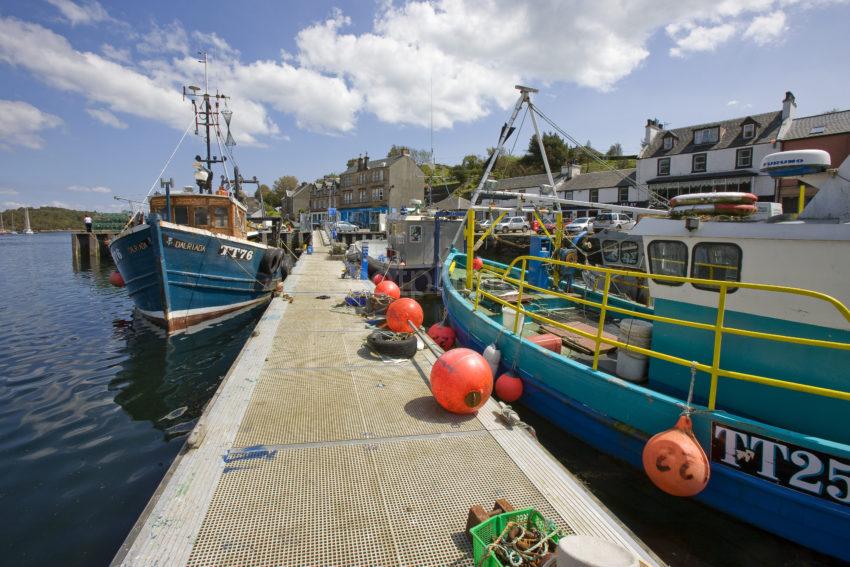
[0,0,848,212]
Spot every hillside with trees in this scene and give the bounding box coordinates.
[1,206,103,231]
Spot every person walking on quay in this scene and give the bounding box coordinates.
[84,215,93,233]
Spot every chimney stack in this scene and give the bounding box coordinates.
[782,91,796,121]
[560,162,581,179]
[644,118,662,148]
[401,147,410,157]
[363,153,369,169]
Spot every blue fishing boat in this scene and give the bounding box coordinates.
[109,59,284,333]
[443,149,850,561]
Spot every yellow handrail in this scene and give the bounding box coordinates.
[467,254,850,408]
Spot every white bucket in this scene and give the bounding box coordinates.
[616,319,652,383]
[501,305,525,331]
[556,535,638,567]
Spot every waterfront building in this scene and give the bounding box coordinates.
[338,148,425,230]
[306,176,339,226]
[281,181,311,221]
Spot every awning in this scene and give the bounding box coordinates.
[647,171,757,192]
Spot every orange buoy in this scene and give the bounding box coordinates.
[472,257,484,271]
[495,373,523,402]
[642,415,710,497]
[372,273,385,285]
[430,348,493,414]
[374,280,401,300]
[427,323,456,350]
[386,298,424,333]
[109,271,125,287]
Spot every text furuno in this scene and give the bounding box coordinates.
[219,244,254,261]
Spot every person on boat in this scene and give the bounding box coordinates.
[84,215,92,233]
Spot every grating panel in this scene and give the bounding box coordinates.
[264,330,351,368]
[233,367,364,446]
[186,445,398,567]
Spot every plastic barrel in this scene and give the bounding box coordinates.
[615,319,652,382]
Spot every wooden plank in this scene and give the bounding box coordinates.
[541,321,618,355]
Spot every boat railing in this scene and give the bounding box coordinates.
[468,254,850,409]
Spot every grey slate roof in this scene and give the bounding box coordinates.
[784,110,850,140]
[492,173,555,191]
[559,169,635,191]
[644,111,782,158]
[342,155,404,174]
[431,195,471,210]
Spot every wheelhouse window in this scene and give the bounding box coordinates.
[212,206,228,228]
[691,242,741,292]
[657,158,670,176]
[602,240,619,263]
[736,147,753,168]
[694,127,719,145]
[194,207,209,226]
[692,153,707,173]
[742,123,755,139]
[647,240,687,286]
[173,206,188,225]
[620,241,639,265]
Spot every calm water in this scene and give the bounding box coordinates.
[0,232,262,566]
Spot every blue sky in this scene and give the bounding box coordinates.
[0,0,848,212]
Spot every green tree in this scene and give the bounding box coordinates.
[606,143,623,157]
[255,183,279,207]
[519,132,569,173]
[272,175,298,204]
[450,154,486,195]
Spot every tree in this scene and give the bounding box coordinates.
[519,132,570,173]
[254,183,279,207]
[411,148,433,165]
[273,176,298,198]
[606,143,623,157]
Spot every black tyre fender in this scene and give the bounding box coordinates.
[259,248,283,275]
[366,331,417,358]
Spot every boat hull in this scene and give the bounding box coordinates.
[109,221,281,332]
[442,253,850,561]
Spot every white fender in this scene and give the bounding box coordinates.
[483,343,501,378]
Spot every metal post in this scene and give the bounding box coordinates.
[798,183,806,215]
[465,208,475,290]
[514,258,527,334]
[708,286,728,410]
[592,273,612,370]
[161,178,173,222]
[360,243,369,279]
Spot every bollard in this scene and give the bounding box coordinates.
[360,244,369,280]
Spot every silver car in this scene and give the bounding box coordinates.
[590,213,635,232]
[496,216,530,233]
[566,216,595,234]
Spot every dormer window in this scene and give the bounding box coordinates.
[663,137,673,150]
[742,123,755,139]
[694,127,719,145]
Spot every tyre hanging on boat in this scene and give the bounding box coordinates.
[259,248,283,275]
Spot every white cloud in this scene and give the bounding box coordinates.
[668,23,738,57]
[0,99,62,149]
[46,0,110,26]
[101,43,131,64]
[86,108,128,129]
[3,201,27,209]
[743,11,788,45]
[0,188,18,195]
[68,185,112,193]
[137,21,189,55]
[727,99,740,106]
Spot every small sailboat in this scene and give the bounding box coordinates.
[109,55,284,333]
[23,207,34,235]
[0,212,7,235]
[9,211,17,234]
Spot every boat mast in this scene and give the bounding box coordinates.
[183,52,228,194]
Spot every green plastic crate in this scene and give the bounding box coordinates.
[470,507,560,567]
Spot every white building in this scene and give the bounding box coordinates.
[636,92,796,202]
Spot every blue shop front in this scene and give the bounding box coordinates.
[338,206,387,231]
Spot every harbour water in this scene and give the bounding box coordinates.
[0,232,263,566]
[0,233,840,566]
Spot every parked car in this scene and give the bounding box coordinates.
[565,216,595,234]
[535,217,558,234]
[478,218,495,231]
[590,213,635,232]
[333,221,359,233]
[496,216,530,233]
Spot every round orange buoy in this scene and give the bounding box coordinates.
[427,323,456,350]
[374,280,401,300]
[642,415,710,497]
[109,271,125,287]
[495,373,523,402]
[430,348,493,414]
[386,298,424,333]
[472,257,484,271]
[372,273,385,285]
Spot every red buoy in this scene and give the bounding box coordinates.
[495,373,523,402]
[427,323,456,350]
[429,348,493,414]
[386,298,424,333]
[642,415,710,497]
[372,273,385,285]
[472,257,484,271]
[109,271,125,287]
[374,280,401,300]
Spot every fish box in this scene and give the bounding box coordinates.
[529,333,561,353]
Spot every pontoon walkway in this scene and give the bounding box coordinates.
[112,232,661,566]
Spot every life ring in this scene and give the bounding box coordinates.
[669,192,756,207]
[366,330,417,358]
[670,203,757,218]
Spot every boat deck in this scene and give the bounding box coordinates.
[112,233,660,566]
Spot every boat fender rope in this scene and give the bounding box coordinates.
[683,361,697,417]
[496,401,536,438]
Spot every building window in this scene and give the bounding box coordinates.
[372,188,383,200]
[173,206,189,225]
[589,189,598,202]
[742,123,755,139]
[736,147,753,169]
[193,207,209,226]
[657,158,670,176]
[692,153,707,173]
[694,127,719,145]
[359,189,366,202]
[618,186,629,202]
[647,240,687,286]
[213,206,228,228]
[344,192,352,204]
[691,242,741,292]
[564,191,573,200]
[663,137,673,150]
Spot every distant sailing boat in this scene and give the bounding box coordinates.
[0,212,7,235]
[23,207,34,235]
[9,211,17,234]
